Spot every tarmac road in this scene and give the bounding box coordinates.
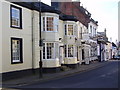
[13,60,119,88]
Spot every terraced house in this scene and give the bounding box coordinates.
[51,0,99,64]
[0,0,100,80]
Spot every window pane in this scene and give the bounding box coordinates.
[68,25,73,35]
[46,17,54,31]
[11,6,21,28]
[12,39,21,63]
[47,43,54,59]
[68,45,74,57]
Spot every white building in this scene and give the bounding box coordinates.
[41,12,61,72]
[0,0,62,80]
[1,0,33,80]
[97,29,109,62]
[80,23,91,64]
[0,0,100,81]
[59,15,79,68]
[88,18,98,62]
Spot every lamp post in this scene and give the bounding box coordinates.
[38,0,43,78]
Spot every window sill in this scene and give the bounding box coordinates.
[11,62,23,64]
[10,26,22,29]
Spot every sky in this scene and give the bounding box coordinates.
[41,0,119,43]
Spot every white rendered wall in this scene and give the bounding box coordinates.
[2,1,33,73]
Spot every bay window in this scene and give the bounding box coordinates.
[42,16,59,32]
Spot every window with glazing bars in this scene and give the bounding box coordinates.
[68,25,73,35]
[68,45,74,57]
[47,17,54,31]
[11,38,23,64]
[47,43,54,59]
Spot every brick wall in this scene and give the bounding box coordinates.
[51,1,91,28]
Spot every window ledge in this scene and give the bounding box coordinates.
[11,26,22,29]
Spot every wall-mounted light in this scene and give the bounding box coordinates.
[59,38,62,41]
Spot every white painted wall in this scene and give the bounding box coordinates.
[0,1,2,73]
[2,1,33,73]
[64,57,78,64]
[59,20,64,40]
[88,21,98,37]
[32,10,40,69]
[118,1,120,42]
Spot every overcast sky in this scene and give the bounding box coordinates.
[41,0,118,43]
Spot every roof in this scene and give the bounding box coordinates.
[97,32,106,36]
[112,42,117,47]
[10,1,79,22]
[60,14,78,22]
[90,18,98,26]
[9,1,61,14]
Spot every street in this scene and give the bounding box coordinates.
[15,60,119,88]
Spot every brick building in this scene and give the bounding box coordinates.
[51,0,91,28]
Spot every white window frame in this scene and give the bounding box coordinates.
[68,45,74,57]
[42,16,58,32]
[64,44,75,58]
[11,5,22,28]
[64,24,74,36]
[42,42,55,60]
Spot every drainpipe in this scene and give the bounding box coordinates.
[31,3,35,73]
[38,0,43,78]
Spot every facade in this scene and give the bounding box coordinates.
[1,1,33,80]
[51,0,93,64]
[80,23,91,64]
[118,2,120,58]
[41,12,61,71]
[97,29,109,61]
[0,0,2,75]
[1,0,104,80]
[88,18,98,62]
[0,0,61,80]
[59,14,80,67]
[51,0,91,28]
[106,41,112,60]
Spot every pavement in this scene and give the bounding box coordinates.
[1,60,111,89]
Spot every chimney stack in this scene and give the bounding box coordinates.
[73,0,80,7]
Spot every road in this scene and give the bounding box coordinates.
[16,60,119,88]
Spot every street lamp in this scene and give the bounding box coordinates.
[38,0,43,78]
